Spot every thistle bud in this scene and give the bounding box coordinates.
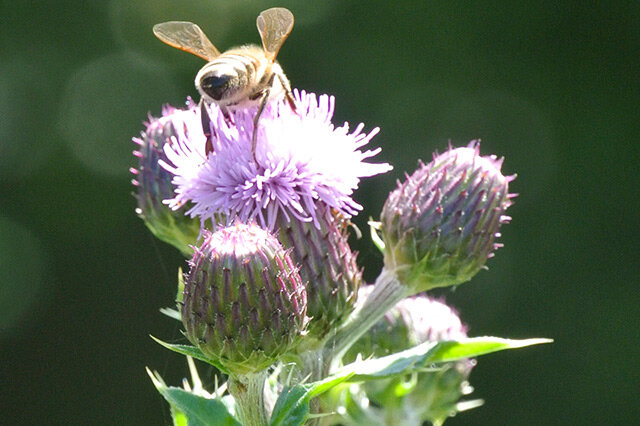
[131,104,201,255]
[181,223,307,374]
[345,287,467,361]
[380,142,514,292]
[277,204,362,344]
[340,288,475,425]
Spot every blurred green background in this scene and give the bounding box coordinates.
[1,1,638,424]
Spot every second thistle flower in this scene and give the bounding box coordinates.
[131,104,202,255]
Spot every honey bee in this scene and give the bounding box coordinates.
[153,7,297,158]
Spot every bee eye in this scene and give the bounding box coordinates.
[199,74,232,101]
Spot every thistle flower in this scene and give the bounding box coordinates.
[336,288,476,426]
[161,90,392,230]
[131,103,201,255]
[181,222,307,375]
[380,141,514,293]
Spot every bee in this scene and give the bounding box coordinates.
[153,7,296,159]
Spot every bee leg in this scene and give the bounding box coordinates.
[277,74,297,112]
[251,71,276,163]
[220,105,233,124]
[251,91,269,163]
[200,99,214,156]
[285,91,297,112]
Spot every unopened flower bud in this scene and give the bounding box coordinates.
[131,104,201,255]
[345,287,467,360]
[277,204,362,344]
[341,288,475,425]
[380,142,514,292]
[181,223,307,374]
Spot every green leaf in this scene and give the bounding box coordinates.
[160,307,182,321]
[340,336,552,382]
[368,219,385,253]
[150,335,228,373]
[159,267,183,321]
[176,267,185,304]
[170,406,188,426]
[267,337,550,425]
[147,368,240,426]
[426,337,553,363]
[269,371,355,426]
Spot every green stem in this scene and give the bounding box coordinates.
[325,268,409,371]
[300,350,326,425]
[227,371,269,426]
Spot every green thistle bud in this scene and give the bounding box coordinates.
[340,288,475,425]
[277,204,362,344]
[131,105,201,256]
[380,142,514,292]
[181,223,308,374]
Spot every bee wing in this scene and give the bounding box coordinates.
[256,8,294,62]
[153,21,221,61]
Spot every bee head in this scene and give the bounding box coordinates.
[195,61,246,104]
[196,73,233,102]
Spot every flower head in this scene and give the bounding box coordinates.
[381,141,514,292]
[131,104,201,255]
[181,222,308,374]
[161,90,391,229]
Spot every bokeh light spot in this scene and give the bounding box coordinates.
[58,51,182,177]
[0,55,64,180]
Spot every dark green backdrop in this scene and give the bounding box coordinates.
[1,1,638,424]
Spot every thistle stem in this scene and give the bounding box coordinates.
[325,268,408,371]
[227,371,269,426]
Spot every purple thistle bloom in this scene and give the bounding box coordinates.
[131,102,202,255]
[161,90,392,229]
